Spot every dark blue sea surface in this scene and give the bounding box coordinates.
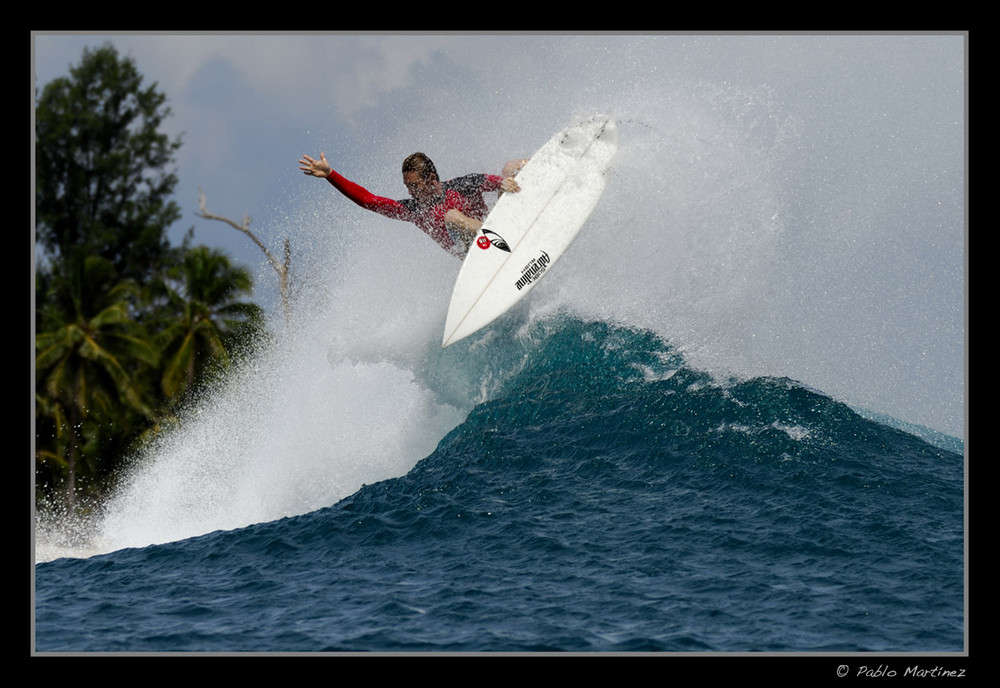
[34,318,964,653]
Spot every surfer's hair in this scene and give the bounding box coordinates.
[402,152,438,181]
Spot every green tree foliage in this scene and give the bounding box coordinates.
[35,42,182,281]
[35,255,159,505]
[34,44,269,511]
[154,246,265,404]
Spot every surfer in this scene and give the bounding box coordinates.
[298,151,527,258]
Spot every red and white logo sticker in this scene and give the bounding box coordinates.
[477,229,511,253]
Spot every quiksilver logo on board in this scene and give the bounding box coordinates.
[477,228,510,252]
[515,251,550,291]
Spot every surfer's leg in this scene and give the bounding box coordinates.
[445,209,483,251]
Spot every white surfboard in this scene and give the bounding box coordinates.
[442,115,618,347]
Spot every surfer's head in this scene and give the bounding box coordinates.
[402,152,438,181]
[402,152,441,203]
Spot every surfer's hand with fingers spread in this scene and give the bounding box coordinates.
[298,152,331,178]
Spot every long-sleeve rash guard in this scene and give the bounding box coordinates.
[326,169,504,257]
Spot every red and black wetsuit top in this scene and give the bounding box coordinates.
[326,169,504,257]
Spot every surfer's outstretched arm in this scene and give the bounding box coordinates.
[298,151,411,222]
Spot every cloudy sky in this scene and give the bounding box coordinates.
[31,33,966,440]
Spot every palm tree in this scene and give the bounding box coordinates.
[154,246,264,404]
[35,255,159,506]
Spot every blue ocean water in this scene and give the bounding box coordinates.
[34,316,964,653]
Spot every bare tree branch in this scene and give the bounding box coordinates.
[197,189,292,325]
